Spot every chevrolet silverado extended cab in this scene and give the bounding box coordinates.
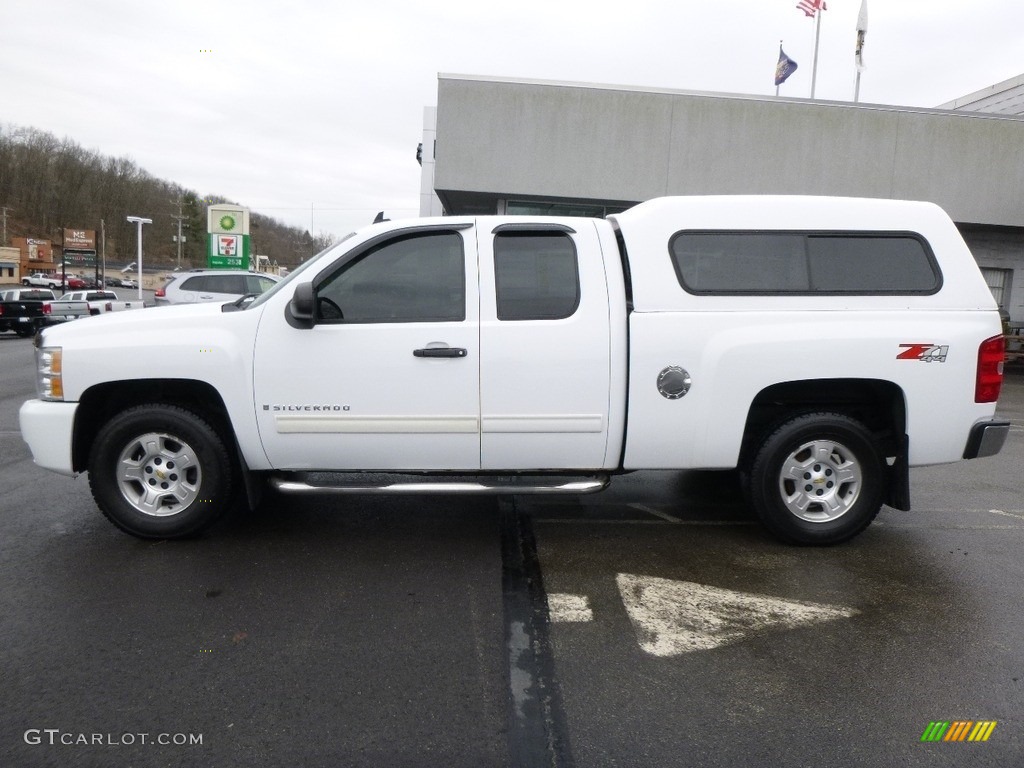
[19,196,1009,544]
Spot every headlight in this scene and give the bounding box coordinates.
[37,346,64,401]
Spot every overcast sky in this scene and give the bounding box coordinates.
[3,0,1022,237]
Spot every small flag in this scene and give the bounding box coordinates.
[855,0,869,72]
[775,46,799,86]
[797,0,827,18]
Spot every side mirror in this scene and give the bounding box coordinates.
[287,283,315,328]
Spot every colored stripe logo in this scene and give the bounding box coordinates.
[921,721,997,742]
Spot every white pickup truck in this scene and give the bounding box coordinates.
[22,273,84,290]
[57,290,146,315]
[19,196,1009,544]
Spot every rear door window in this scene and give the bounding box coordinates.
[493,231,580,320]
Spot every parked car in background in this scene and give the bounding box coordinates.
[104,277,123,288]
[58,291,146,315]
[120,278,138,290]
[154,269,280,306]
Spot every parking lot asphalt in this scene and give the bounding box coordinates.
[1,333,1022,767]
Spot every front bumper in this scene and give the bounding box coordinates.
[18,399,79,476]
[963,420,1011,459]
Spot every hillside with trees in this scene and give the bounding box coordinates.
[0,124,334,269]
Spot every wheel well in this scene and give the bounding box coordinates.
[741,379,906,464]
[72,380,235,473]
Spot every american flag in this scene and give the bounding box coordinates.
[797,0,827,17]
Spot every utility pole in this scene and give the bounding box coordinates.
[0,206,12,247]
[171,197,185,269]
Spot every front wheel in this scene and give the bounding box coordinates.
[748,412,886,545]
[88,404,235,538]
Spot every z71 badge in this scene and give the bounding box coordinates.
[897,344,949,363]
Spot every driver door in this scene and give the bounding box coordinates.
[252,225,481,470]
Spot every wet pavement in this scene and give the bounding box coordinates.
[1,333,1021,766]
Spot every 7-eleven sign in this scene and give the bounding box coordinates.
[218,235,238,256]
[207,232,250,269]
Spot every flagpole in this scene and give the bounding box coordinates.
[854,0,868,103]
[776,40,782,97]
[810,10,822,98]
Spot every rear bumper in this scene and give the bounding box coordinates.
[18,399,79,476]
[963,420,1011,459]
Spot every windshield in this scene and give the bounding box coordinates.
[244,234,355,310]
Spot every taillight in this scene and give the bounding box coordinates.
[42,303,52,315]
[155,289,165,298]
[105,302,112,312]
[976,335,1005,403]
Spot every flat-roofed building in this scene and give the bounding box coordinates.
[425,73,1024,323]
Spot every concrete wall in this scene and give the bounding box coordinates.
[435,75,1024,228]
[419,107,443,217]
[962,228,1024,322]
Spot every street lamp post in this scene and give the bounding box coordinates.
[126,216,152,302]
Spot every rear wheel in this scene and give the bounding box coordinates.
[88,404,234,539]
[748,412,886,545]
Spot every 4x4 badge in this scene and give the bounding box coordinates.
[897,344,949,363]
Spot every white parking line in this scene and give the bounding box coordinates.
[548,594,594,623]
[536,506,1024,528]
[990,509,1024,521]
[874,524,1023,530]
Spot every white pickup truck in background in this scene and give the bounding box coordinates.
[22,273,85,290]
[58,290,146,315]
[19,196,1010,544]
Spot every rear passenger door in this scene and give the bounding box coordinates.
[478,221,614,469]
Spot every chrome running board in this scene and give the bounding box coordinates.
[269,472,610,496]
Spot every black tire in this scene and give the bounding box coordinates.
[87,404,234,539]
[747,412,886,545]
[15,327,34,338]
